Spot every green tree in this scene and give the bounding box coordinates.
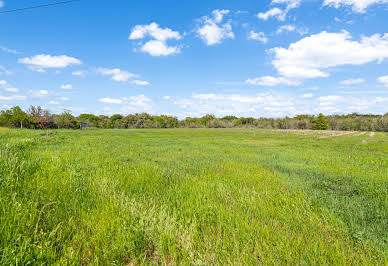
[54,111,79,129]
[313,113,328,130]
[0,106,30,128]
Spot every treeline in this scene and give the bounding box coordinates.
[1,106,388,131]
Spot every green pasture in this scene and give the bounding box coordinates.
[0,129,387,264]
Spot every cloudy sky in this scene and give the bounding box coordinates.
[0,0,388,118]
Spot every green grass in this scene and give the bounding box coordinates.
[0,129,387,264]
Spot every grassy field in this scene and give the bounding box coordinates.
[0,129,387,264]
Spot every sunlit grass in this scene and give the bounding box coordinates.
[0,129,387,264]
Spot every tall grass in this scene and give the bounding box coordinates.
[0,129,387,264]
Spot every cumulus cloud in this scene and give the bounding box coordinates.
[0,80,19,92]
[377,75,388,87]
[99,94,154,113]
[61,84,73,89]
[323,0,388,13]
[19,54,81,72]
[340,78,365,85]
[140,40,180,57]
[258,0,301,21]
[250,31,388,85]
[272,31,388,79]
[246,76,300,86]
[129,22,181,56]
[165,92,387,117]
[248,31,268,43]
[169,92,299,118]
[96,67,142,83]
[99,98,123,104]
[197,9,234,46]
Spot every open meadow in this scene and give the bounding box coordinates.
[0,128,387,264]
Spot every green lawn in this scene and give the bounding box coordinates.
[1,129,387,264]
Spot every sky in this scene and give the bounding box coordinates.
[0,0,388,118]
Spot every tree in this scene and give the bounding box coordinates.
[313,113,328,130]
[54,111,79,129]
[0,106,31,128]
[27,106,55,129]
[79,114,100,128]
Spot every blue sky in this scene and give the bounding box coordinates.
[0,0,388,118]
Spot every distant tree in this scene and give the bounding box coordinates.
[199,114,216,127]
[0,106,31,128]
[54,111,79,129]
[27,106,55,129]
[313,113,328,130]
[106,114,124,128]
[221,116,238,121]
[79,114,100,128]
[98,115,109,128]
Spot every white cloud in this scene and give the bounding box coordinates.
[197,9,234,46]
[59,97,70,101]
[340,78,365,85]
[246,76,300,86]
[315,94,373,113]
[99,94,154,113]
[0,1,4,8]
[323,0,388,13]
[0,45,18,54]
[19,54,81,72]
[377,75,388,87]
[277,25,296,34]
[163,96,171,100]
[129,22,181,56]
[318,95,344,106]
[96,68,139,82]
[248,31,268,43]
[49,101,59,105]
[129,22,181,41]
[61,84,73,89]
[258,0,301,21]
[0,95,26,101]
[258,8,284,20]
[170,92,298,118]
[29,89,49,98]
[0,80,19,92]
[122,95,154,112]
[166,92,387,117]
[276,25,308,35]
[140,40,180,56]
[4,87,19,93]
[99,98,123,104]
[131,80,150,86]
[72,70,87,77]
[301,93,313,98]
[0,66,12,75]
[269,31,388,81]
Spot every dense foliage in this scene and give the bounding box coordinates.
[1,105,388,131]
